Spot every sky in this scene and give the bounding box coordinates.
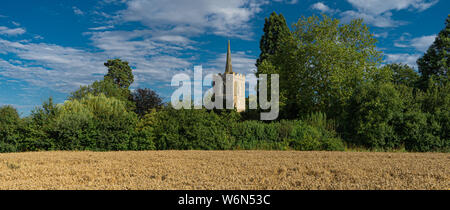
[0,0,448,115]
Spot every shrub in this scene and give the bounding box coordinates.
[0,106,21,152]
[153,107,232,150]
[344,82,403,149]
[53,94,145,151]
[230,121,288,150]
[230,119,344,151]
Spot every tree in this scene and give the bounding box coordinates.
[387,63,420,88]
[70,79,129,101]
[54,94,150,151]
[104,59,134,90]
[69,59,135,110]
[131,88,163,117]
[270,15,385,119]
[417,15,449,89]
[344,82,403,149]
[256,12,290,71]
[0,105,21,152]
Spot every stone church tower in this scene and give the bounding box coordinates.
[214,40,245,112]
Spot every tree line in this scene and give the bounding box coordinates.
[0,13,448,152]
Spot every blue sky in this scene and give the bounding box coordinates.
[0,0,448,115]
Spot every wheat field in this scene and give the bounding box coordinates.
[0,150,448,190]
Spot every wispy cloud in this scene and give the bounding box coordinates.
[113,0,267,40]
[88,25,114,31]
[311,2,339,14]
[384,53,421,68]
[394,34,436,52]
[340,10,407,27]
[374,32,389,39]
[346,0,438,15]
[0,26,26,36]
[206,51,256,76]
[72,6,84,16]
[0,38,105,92]
[312,0,439,28]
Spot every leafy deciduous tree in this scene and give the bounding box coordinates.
[417,15,449,89]
[131,88,163,117]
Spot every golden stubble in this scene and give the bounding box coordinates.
[0,150,448,190]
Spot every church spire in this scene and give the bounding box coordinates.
[225,40,233,74]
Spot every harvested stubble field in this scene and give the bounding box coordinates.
[0,151,448,190]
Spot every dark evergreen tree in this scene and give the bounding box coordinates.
[256,11,290,71]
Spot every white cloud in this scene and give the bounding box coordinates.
[339,0,438,28]
[152,35,193,45]
[0,32,195,92]
[114,0,267,39]
[272,0,298,4]
[346,0,438,15]
[88,25,114,31]
[410,35,436,52]
[72,6,84,16]
[207,51,257,76]
[384,53,421,68]
[311,2,338,13]
[394,34,436,52]
[374,32,389,38]
[86,29,197,86]
[0,38,105,92]
[0,26,26,36]
[0,0,269,96]
[340,10,407,28]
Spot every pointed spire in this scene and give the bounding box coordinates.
[225,40,233,74]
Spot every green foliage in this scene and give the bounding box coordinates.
[52,94,145,151]
[104,59,134,90]
[386,63,420,88]
[0,106,21,152]
[412,80,450,151]
[417,15,449,90]
[268,14,385,119]
[345,82,403,149]
[256,11,290,70]
[229,119,343,151]
[149,108,344,151]
[152,107,232,150]
[1,14,449,153]
[230,121,288,150]
[283,120,344,151]
[395,110,444,152]
[70,79,125,100]
[69,79,134,110]
[70,59,136,111]
[131,88,163,117]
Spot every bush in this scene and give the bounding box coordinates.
[287,120,344,151]
[152,107,232,150]
[52,94,148,151]
[230,119,344,151]
[16,117,55,152]
[321,137,345,151]
[230,121,289,150]
[344,82,403,149]
[0,106,21,152]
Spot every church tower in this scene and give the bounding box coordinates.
[214,41,246,112]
